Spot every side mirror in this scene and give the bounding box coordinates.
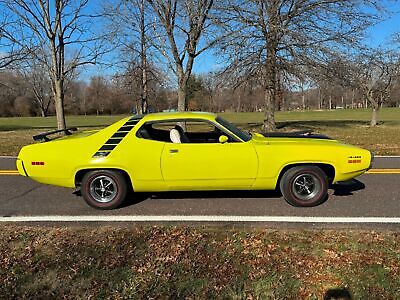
[219,135,229,144]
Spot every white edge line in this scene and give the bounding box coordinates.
[0,156,17,159]
[1,215,400,223]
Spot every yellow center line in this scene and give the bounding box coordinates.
[0,170,19,175]
[366,169,400,174]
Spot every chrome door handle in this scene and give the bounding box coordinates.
[169,149,179,153]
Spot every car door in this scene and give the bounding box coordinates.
[160,120,258,190]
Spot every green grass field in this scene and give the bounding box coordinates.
[1,108,399,155]
[1,108,399,130]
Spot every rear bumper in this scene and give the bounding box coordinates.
[16,158,28,176]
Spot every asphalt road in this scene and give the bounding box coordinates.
[0,156,399,228]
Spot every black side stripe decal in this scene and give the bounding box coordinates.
[105,138,123,145]
[99,145,117,151]
[124,120,138,125]
[93,151,110,157]
[111,132,128,138]
[119,126,135,131]
[93,117,139,157]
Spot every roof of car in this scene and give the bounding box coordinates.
[139,111,217,121]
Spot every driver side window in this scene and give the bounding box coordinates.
[184,120,232,143]
[136,119,237,143]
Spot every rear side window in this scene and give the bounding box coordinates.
[136,121,176,142]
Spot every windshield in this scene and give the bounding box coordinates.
[216,116,252,142]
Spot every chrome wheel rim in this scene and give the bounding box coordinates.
[292,174,320,201]
[89,175,117,203]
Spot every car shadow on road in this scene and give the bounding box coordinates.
[331,179,365,196]
[120,190,283,207]
[74,180,364,208]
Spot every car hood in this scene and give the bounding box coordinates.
[250,132,342,146]
[261,131,331,139]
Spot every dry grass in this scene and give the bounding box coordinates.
[317,124,400,156]
[0,129,43,156]
[0,226,399,299]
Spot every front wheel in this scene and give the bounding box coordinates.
[81,170,127,210]
[279,166,328,207]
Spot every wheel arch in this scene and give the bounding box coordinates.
[276,163,335,189]
[75,168,134,191]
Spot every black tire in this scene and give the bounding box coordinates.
[81,170,127,210]
[279,166,328,207]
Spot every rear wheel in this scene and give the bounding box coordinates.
[279,166,328,207]
[81,170,127,210]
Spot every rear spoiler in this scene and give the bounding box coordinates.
[33,127,78,142]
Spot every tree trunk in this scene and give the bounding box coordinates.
[237,94,241,112]
[262,47,277,131]
[351,90,354,109]
[276,73,283,111]
[369,92,379,126]
[262,1,279,131]
[49,24,66,130]
[318,88,322,109]
[263,86,276,130]
[139,0,148,114]
[54,79,66,130]
[140,62,148,114]
[41,99,50,117]
[370,106,378,126]
[177,85,187,111]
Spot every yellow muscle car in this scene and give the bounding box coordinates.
[16,112,373,209]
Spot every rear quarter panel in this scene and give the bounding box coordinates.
[17,118,129,188]
[252,138,371,189]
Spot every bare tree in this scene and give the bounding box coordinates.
[85,76,109,115]
[349,50,400,126]
[113,58,165,112]
[218,0,383,130]
[0,70,26,116]
[0,0,104,130]
[0,15,34,69]
[138,0,148,114]
[149,0,215,111]
[104,0,157,114]
[23,62,52,117]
